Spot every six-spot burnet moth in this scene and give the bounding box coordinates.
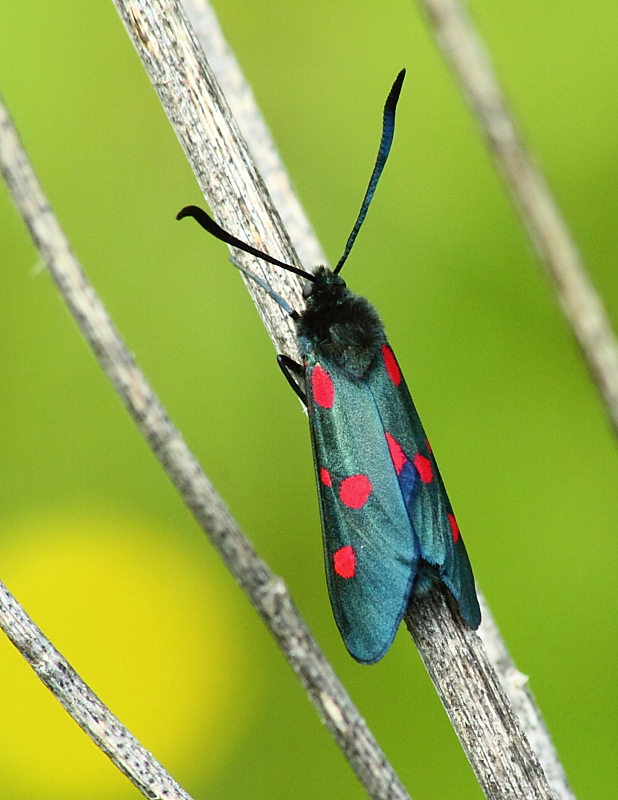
[177,68,481,664]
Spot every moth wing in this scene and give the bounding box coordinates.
[306,359,419,664]
[368,343,481,629]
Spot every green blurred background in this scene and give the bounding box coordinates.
[1,1,617,798]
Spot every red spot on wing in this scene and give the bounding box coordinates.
[426,438,433,454]
[414,453,434,483]
[382,344,402,386]
[333,545,356,579]
[339,474,372,509]
[448,513,460,544]
[311,365,334,408]
[385,432,407,475]
[320,467,332,487]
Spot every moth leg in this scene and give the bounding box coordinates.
[277,355,307,406]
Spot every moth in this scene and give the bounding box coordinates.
[178,69,481,663]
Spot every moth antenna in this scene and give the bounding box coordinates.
[176,205,315,282]
[334,68,406,275]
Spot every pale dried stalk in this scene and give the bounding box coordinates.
[406,591,558,800]
[0,88,410,800]
[410,3,610,798]
[113,0,560,798]
[478,596,572,798]
[0,579,194,800]
[416,0,618,444]
[181,1,569,798]
[180,0,326,270]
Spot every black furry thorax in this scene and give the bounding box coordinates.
[295,266,385,380]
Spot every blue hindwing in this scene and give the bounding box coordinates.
[368,342,481,629]
[305,341,480,664]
